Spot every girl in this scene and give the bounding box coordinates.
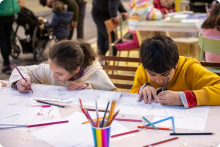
[201,3,220,62]
[9,40,117,93]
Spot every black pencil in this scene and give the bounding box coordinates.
[36,100,66,108]
[170,133,214,135]
[100,100,110,127]
[164,76,170,91]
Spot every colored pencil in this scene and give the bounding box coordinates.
[164,76,170,91]
[144,116,172,126]
[113,118,142,122]
[82,115,109,124]
[106,110,120,126]
[85,109,96,127]
[166,21,179,23]
[172,116,175,133]
[95,100,99,127]
[31,105,51,107]
[106,100,113,127]
[138,126,172,130]
[14,64,33,93]
[86,108,109,112]
[143,137,179,147]
[36,100,66,108]
[143,117,158,130]
[111,129,140,138]
[100,100,110,127]
[79,99,83,108]
[79,99,88,119]
[170,133,215,135]
[0,120,69,128]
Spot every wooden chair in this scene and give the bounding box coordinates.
[99,56,220,91]
[198,34,220,74]
[104,19,140,57]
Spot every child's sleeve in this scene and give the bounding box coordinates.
[185,63,220,107]
[9,64,51,88]
[130,65,147,93]
[44,15,59,29]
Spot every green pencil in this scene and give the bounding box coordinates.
[164,76,170,91]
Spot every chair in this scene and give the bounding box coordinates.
[104,19,140,57]
[100,56,220,92]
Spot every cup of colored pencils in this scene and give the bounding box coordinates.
[79,99,119,147]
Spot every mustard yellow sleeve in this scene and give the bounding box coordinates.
[130,65,148,93]
[186,63,220,106]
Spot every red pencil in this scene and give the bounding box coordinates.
[138,126,172,130]
[143,137,179,147]
[79,99,83,108]
[114,118,142,122]
[111,129,140,138]
[27,120,68,127]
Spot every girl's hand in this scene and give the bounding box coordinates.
[67,82,88,91]
[138,85,158,104]
[16,79,32,93]
[158,90,183,106]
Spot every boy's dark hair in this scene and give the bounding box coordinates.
[39,0,46,6]
[49,40,97,73]
[140,34,179,74]
[201,4,220,31]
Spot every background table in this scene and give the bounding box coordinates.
[0,92,219,147]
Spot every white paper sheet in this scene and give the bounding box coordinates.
[31,112,134,147]
[117,97,210,118]
[0,104,28,119]
[152,116,208,131]
[181,19,200,23]
[173,14,188,18]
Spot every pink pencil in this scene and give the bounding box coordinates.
[105,118,142,122]
[27,120,68,127]
[31,105,51,107]
[14,64,33,93]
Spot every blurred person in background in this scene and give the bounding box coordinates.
[92,0,128,56]
[40,0,86,40]
[0,0,21,74]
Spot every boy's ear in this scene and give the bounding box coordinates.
[175,61,179,69]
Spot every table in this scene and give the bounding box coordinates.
[0,91,220,147]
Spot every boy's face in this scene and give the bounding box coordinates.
[46,0,54,7]
[147,64,178,87]
[160,0,169,8]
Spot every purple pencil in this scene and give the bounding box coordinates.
[85,109,96,127]
[14,64,33,93]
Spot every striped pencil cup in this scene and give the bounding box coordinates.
[92,121,111,147]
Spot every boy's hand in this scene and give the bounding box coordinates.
[138,85,158,104]
[158,90,183,106]
[67,82,88,91]
[112,16,120,24]
[16,79,32,93]
[120,12,128,21]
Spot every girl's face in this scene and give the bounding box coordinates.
[146,64,178,87]
[46,0,54,7]
[160,0,169,8]
[48,59,80,82]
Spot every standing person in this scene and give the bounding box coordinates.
[39,1,73,41]
[0,0,20,74]
[92,0,128,56]
[39,0,87,40]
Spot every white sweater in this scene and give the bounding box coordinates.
[9,60,117,91]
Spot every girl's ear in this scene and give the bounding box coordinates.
[74,66,81,74]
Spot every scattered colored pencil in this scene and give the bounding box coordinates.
[143,137,179,147]
[100,100,110,127]
[166,21,179,23]
[106,100,114,126]
[143,117,158,130]
[95,100,99,127]
[171,116,175,133]
[111,129,140,138]
[170,133,215,135]
[14,64,33,93]
[164,76,170,91]
[36,100,66,108]
[79,99,88,119]
[0,120,69,128]
[138,126,172,130]
[144,116,172,127]
[113,118,142,122]
[82,116,109,124]
[31,105,51,107]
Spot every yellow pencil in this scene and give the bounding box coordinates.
[82,115,109,124]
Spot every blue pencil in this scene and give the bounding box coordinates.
[172,117,175,133]
[143,117,158,130]
[144,116,172,127]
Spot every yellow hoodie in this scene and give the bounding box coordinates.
[131,56,220,106]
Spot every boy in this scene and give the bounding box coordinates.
[131,34,220,108]
[153,0,175,14]
[39,1,73,41]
